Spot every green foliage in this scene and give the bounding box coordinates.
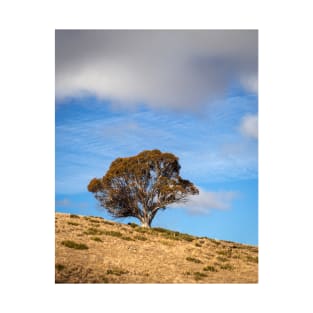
[220,264,234,270]
[203,265,218,272]
[186,257,202,264]
[152,227,194,242]
[210,239,221,246]
[217,249,232,257]
[91,237,103,242]
[70,214,80,218]
[134,227,150,234]
[134,235,147,241]
[128,222,138,228]
[55,264,65,271]
[121,236,134,241]
[89,219,100,224]
[103,230,123,238]
[193,272,208,281]
[84,228,102,235]
[67,221,79,226]
[246,255,258,263]
[61,240,88,250]
[216,256,228,263]
[195,243,202,247]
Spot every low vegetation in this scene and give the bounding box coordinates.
[70,214,80,218]
[55,213,258,283]
[194,272,208,281]
[203,265,218,272]
[91,237,102,242]
[186,257,202,264]
[55,264,65,271]
[106,268,129,276]
[246,255,258,263]
[61,240,88,250]
[220,264,234,271]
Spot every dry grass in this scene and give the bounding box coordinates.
[55,212,258,283]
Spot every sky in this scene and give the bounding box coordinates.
[55,30,258,245]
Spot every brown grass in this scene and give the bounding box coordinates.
[55,212,258,283]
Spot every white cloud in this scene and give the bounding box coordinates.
[55,198,89,209]
[240,74,258,93]
[240,114,258,139]
[170,188,237,215]
[56,30,258,110]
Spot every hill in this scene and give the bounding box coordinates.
[55,212,258,283]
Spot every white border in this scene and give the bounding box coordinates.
[1,1,312,312]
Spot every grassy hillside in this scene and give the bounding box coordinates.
[55,213,258,283]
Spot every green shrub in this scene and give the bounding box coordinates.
[203,265,217,272]
[186,257,202,264]
[103,230,123,238]
[61,240,88,250]
[134,235,147,241]
[89,219,100,223]
[84,228,103,235]
[195,243,202,247]
[152,227,194,241]
[217,249,232,258]
[55,264,65,271]
[134,227,150,234]
[194,272,208,281]
[128,223,138,228]
[246,255,258,263]
[91,237,103,242]
[178,234,195,242]
[210,239,221,246]
[70,214,80,218]
[121,236,134,241]
[154,228,194,241]
[67,221,79,226]
[152,227,170,233]
[220,264,234,270]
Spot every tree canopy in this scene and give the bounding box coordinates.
[88,149,199,227]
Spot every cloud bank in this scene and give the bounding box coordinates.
[170,188,237,215]
[56,30,258,110]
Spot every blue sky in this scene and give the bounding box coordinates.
[55,30,258,245]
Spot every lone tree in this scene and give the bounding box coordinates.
[88,149,199,227]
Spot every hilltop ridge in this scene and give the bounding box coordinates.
[55,213,258,283]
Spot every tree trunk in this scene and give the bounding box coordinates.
[141,217,151,228]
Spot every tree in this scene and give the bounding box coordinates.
[87,149,199,227]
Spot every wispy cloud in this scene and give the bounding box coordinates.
[56,198,89,209]
[56,30,258,110]
[56,96,258,194]
[239,114,258,139]
[170,188,237,215]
